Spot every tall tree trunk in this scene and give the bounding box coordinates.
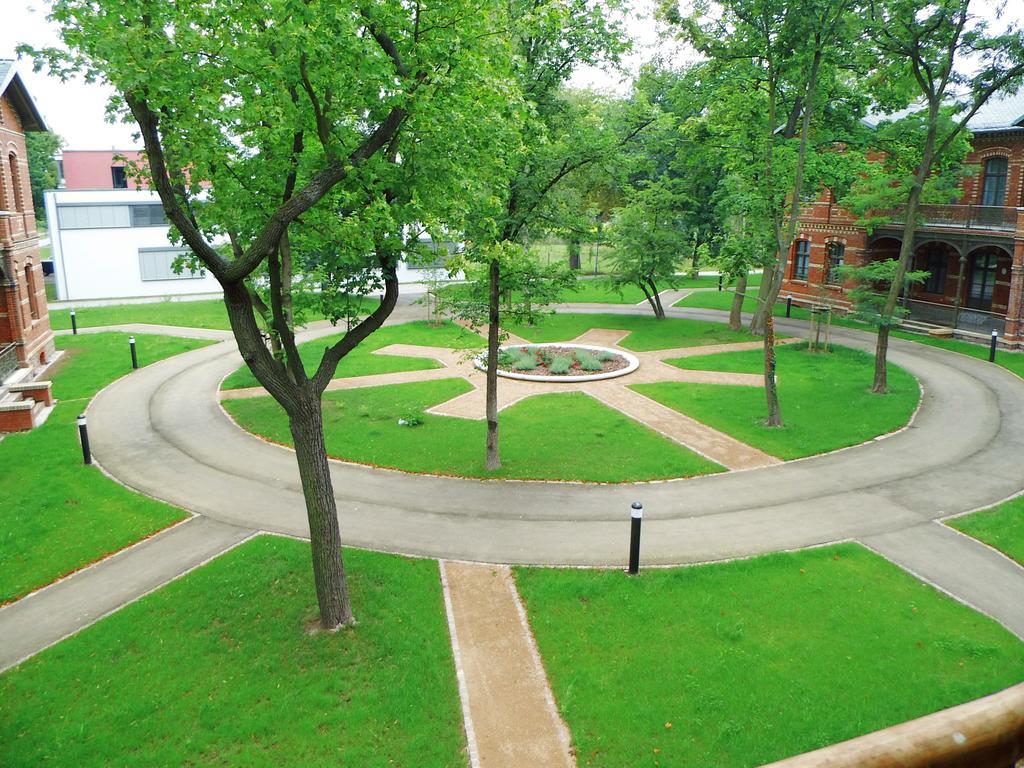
[638,280,664,319]
[289,395,354,630]
[749,271,773,335]
[730,274,748,331]
[872,324,890,393]
[568,236,581,270]
[690,233,702,279]
[651,281,666,319]
[485,257,501,470]
[752,45,825,334]
[872,112,937,394]
[764,313,782,426]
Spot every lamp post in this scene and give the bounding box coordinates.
[77,414,91,465]
[627,502,643,575]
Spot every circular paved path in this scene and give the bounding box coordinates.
[87,302,1024,637]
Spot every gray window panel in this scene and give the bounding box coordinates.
[130,204,169,227]
[826,243,845,284]
[793,240,810,280]
[981,157,1008,207]
[57,204,131,229]
[139,248,205,281]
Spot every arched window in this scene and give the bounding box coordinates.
[0,156,8,212]
[825,242,845,285]
[8,153,24,213]
[25,264,39,320]
[967,251,1000,310]
[792,240,810,281]
[981,157,1008,207]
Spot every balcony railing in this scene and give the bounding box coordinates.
[880,204,1019,232]
[0,343,18,385]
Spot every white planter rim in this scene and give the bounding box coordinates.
[474,342,640,383]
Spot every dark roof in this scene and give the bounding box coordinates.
[863,88,1024,133]
[0,59,49,132]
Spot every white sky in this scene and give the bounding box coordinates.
[2,0,691,150]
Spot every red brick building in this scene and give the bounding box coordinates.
[782,89,1024,348]
[59,149,147,190]
[1,60,56,430]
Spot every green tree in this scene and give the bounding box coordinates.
[839,259,929,329]
[608,182,689,318]
[26,131,63,222]
[465,1,645,471]
[858,0,1024,392]
[439,244,575,340]
[714,173,777,331]
[628,64,729,278]
[28,0,515,629]
[673,0,867,426]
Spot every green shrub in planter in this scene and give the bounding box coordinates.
[549,355,574,374]
[576,351,603,371]
[513,352,539,370]
[597,351,616,362]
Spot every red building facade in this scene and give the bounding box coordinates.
[59,149,146,190]
[1,60,56,429]
[782,91,1024,349]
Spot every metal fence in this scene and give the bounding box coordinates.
[902,297,1006,334]
[0,343,18,385]
[881,204,1019,232]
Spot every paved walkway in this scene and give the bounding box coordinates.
[65,301,1024,641]
[5,299,1024,678]
[54,323,234,341]
[5,297,1024,763]
[0,516,253,671]
[442,561,575,768]
[221,329,789,469]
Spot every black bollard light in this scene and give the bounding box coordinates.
[129,335,138,369]
[786,295,793,318]
[718,274,723,292]
[77,414,92,465]
[627,501,643,575]
[989,329,998,363]
[70,308,78,335]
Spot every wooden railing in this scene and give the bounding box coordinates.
[760,683,1024,768]
[0,343,18,385]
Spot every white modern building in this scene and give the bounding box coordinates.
[44,186,459,302]
[44,188,222,301]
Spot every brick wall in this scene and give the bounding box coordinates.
[0,91,55,371]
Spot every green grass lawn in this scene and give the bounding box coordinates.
[564,274,761,304]
[674,290,1024,378]
[224,379,723,482]
[675,287,807,317]
[0,333,212,603]
[563,278,650,304]
[531,241,619,273]
[947,496,1024,566]
[634,344,919,460]
[515,544,1024,768]
[508,313,755,351]
[49,298,233,331]
[222,321,484,389]
[891,331,1024,378]
[0,536,466,767]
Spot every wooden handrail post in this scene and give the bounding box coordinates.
[759,683,1024,768]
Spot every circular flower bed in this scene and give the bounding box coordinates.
[475,343,640,382]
